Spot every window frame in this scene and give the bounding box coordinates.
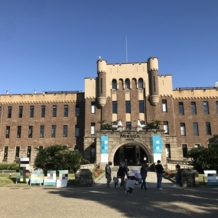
[91,123,95,135]
[112,101,117,114]
[139,100,144,113]
[17,126,22,138]
[19,106,23,118]
[30,106,34,118]
[163,121,169,134]
[41,105,46,118]
[203,101,209,114]
[193,122,199,136]
[7,106,12,118]
[51,125,56,137]
[91,102,96,114]
[28,126,33,138]
[162,100,167,112]
[52,105,57,117]
[125,79,130,89]
[138,78,143,88]
[6,126,10,138]
[63,125,68,137]
[64,105,68,117]
[179,102,184,115]
[40,125,44,138]
[125,101,131,113]
[206,122,211,135]
[180,123,186,136]
[112,79,117,89]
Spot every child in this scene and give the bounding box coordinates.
[113,176,119,188]
[125,174,136,195]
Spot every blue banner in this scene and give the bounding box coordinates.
[152,136,162,153]
[100,136,108,154]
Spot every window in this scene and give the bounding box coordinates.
[40,125,44,138]
[165,144,171,158]
[6,126,10,138]
[162,100,167,112]
[52,105,57,117]
[75,105,80,116]
[91,102,96,114]
[41,105,46,117]
[206,122,211,135]
[153,76,156,92]
[75,125,79,137]
[126,122,131,131]
[112,101,117,114]
[180,123,186,136]
[179,102,184,115]
[28,126,33,138]
[100,78,103,94]
[39,145,43,150]
[182,144,188,158]
[126,101,131,113]
[112,79,117,89]
[138,78,143,88]
[203,101,209,114]
[163,121,169,134]
[112,121,117,127]
[17,126,22,138]
[27,146,31,159]
[3,146,8,161]
[125,79,130,89]
[64,105,68,117]
[91,123,95,135]
[7,106,12,118]
[191,102,197,114]
[216,101,218,113]
[193,122,199,136]
[30,106,34,118]
[139,100,144,113]
[63,125,68,137]
[19,106,23,118]
[194,144,200,148]
[51,125,56,137]
[15,146,20,159]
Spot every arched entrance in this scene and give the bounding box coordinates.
[112,142,151,166]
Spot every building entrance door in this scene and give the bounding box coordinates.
[124,145,136,165]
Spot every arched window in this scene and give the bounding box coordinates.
[138,78,143,88]
[125,79,130,89]
[112,79,117,89]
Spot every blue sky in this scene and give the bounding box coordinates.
[0,0,218,94]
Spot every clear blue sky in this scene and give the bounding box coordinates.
[0,0,218,94]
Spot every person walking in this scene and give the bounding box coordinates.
[155,160,164,190]
[117,162,128,188]
[140,163,148,190]
[173,164,182,187]
[105,161,112,188]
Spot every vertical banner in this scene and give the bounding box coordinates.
[100,135,108,163]
[152,136,162,162]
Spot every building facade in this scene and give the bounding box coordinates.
[1,57,218,166]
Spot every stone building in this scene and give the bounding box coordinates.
[1,57,218,166]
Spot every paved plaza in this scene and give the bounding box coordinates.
[0,172,218,218]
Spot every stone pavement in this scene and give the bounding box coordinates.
[0,171,218,218]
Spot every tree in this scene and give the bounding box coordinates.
[34,145,89,173]
[187,146,218,173]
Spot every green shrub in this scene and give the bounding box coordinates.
[0,164,19,171]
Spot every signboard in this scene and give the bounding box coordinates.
[100,136,108,163]
[152,136,163,154]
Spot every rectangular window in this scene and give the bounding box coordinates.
[203,101,209,114]
[91,123,95,135]
[194,144,200,148]
[112,101,117,114]
[28,126,33,138]
[19,106,23,118]
[216,101,218,113]
[126,122,131,131]
[6,126,10,138]
[52,105,57,117]
[40,125,44,138]
[27,146,31,159]
[100,78,103,94]
[139,100,144,113]
[7,106,12,118]
[206,122,211,135]
[51,125,56,137]
[30,106,34,118]
[41,105,46,117]
[15,146,20,159]
[193,122,199,136]
[3,146,8,161]
[179,102,184,115]
[182,144,188,158]
[75,125,79,137]
[112,121,117,128]
[39,145,44,150]
[180,123,186,136]
[191,102,197,114]
[91,102,96,114]
[153,76,156,92]
[162,100,167,112]
[75,105,80,116]
[64,105,68,117]
[17,126,22,138]
[163,121,169,134]
[126,101,131,113]
[63,125,68,137]
[165,144,171,158]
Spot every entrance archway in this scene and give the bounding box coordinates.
[112,142,151,166]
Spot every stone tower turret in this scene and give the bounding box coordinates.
[97,59,107,107]
[148,57,160,106]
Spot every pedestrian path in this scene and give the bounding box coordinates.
[95,169,174,189]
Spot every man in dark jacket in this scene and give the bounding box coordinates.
[155,160,164,190]
[117,163,128,188]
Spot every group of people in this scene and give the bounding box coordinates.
[105,160,182,194]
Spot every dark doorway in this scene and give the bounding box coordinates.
[124,145,136,165]
[114,148,120,166]
[140,147,147,163]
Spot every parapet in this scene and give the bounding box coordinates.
[147,57,158,72]
[97,59,107,73]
